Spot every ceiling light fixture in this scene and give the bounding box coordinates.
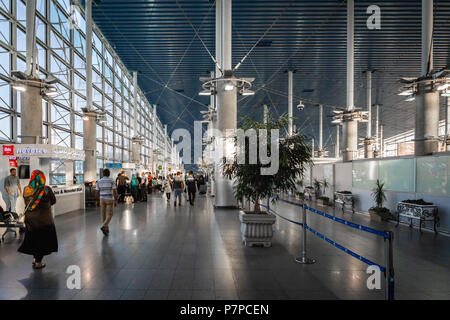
[398,90,413,96]
[12,83,26,92]
[241,89,255,96]
[199,90,212,96]
[224,83,234,91]
[437,83,450,91]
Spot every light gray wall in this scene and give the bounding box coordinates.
[312,154,450,233]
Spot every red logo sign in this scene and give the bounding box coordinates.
[9,158,17,167]
[3,145,14,156]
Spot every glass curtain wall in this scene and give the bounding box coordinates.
[0,0,170,184]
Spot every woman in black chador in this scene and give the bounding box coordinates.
[18,170,58,269]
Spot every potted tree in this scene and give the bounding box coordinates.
[222,114,312,247]
[369,179,393,222]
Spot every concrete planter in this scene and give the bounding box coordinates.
[369,209,391,222]
[369,209,384,222]
[316,198,329,207]
[239,210,276,248]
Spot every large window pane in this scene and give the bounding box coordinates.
[0,14,10,45]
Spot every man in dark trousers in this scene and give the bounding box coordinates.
[185,171,197,206]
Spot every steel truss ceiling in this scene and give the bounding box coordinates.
[91,0,450,152]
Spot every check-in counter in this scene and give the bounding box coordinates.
[51,185,85,217]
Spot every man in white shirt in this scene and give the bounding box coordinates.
[96,169,118,236]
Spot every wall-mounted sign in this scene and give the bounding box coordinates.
[1,144,85,161]
[3,145,14,156]
[158,165,163,170]
[106,163,123,169]
[122,162,136,169]
[9,157,18,167]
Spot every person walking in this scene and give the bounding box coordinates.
[4,168,22,214]
[18,170,57,269]
[130,173,140,202]
[185,171,197,206]
[172,172,184,207]
[116,171,128,203]
[162,177,172,203]
[96,169,118,236]
[140,172,148,202]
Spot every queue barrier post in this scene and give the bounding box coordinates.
[384,230,395,300]
[295,204,316,264]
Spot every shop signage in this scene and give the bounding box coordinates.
[158,165,163,170]
[9,157,18,167]
[3,145,14,156]
[52,186,83,196]
[122,162,136,169]
[6,144,85,161]
[106,163,123,169]
[16,146,47,156]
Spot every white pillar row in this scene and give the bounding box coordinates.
[415,0,440,156]
[21,0,42,145]
[83,0,97,182]
[215,0,237,208]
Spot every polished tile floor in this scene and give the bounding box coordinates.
[0,192,449,300]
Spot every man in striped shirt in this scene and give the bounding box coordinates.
[96,169,118,236]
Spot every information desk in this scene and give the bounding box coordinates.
[51,185,85,217]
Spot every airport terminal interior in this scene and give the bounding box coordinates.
[0,0,450,301]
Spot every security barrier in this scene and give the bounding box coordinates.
[254,197,395,300]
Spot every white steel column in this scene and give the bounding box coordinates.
[215,0,237,208]
[342,0,358,162]
[380,125,384,157]
[288,70,294,135]
[83,0,97,182]
[318,104,323,155]
[152,105,157,173]
[264,104,268,124]
[132,71,141,164]
[347,0,354,112]
[366,71,372,138]
[25,0,37,77]
[375,104,380,155]
[446,97,450,151]
[363,70,374,158]
[311,138,315,158]
[210,70,216,197]
[335,125,340,158]
[415,0,440,156]
[164,125,168,176]
[21,0,42,145]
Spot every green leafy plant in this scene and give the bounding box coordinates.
[313,179,322,198]
[222,114,312,213]
[369,179,392,221]
[372,179,386,209]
